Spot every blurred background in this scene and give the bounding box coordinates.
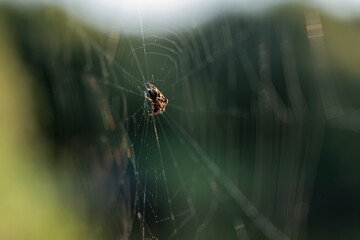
[0,1,360,239]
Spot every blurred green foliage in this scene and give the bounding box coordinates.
[0,5,360,240]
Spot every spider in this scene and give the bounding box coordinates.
[146,83,168,115]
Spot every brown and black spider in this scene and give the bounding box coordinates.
[146,83,168,115]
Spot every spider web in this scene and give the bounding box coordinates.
[10,5,351,240]
[64,8,333,239]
